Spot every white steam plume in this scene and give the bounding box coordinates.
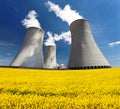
[109,41,120,47]
[44,32,56,46]
[44,31,71,46]
[46,1,83,25]
[22,10,41,29]
[54,31,71,44]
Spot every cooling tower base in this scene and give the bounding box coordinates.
[68,66,111,69]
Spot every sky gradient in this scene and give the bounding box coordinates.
[0,0,120,67]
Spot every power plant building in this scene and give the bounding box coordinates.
[10,27,44,68]
[44,45,57,69]
[68,19,111,69]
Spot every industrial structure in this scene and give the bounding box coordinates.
[44,45,57,69]
[10,27,44,68]
[68,19,111,69]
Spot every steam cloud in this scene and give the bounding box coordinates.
[46,1,83,25]
[22,10,41,29]
[109,41,120,47]
[54,31,71,44]
[45,1,81,45]
[44,31,71,46]
[44,32,56,46]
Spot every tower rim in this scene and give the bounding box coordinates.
[27,27,44,33]
[70,19,88,28]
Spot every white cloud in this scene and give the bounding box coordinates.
[109,41,120,47]
[54,31,71,44]
[44,31,71,46]
[46,1,83,25]
[22,10,41,29]
[44,32,56,46]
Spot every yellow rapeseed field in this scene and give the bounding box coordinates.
[0,67,120,109]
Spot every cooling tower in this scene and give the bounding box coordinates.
[10,27,44,68]
[68,19,111,69]
[44,45,57,69]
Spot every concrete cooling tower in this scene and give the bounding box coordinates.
[68,19,111,69]
[10,27,44,68]
[44,45,57,69]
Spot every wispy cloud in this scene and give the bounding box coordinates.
[22,10,41,29]
[46,1,83,25]
[108,41,120,47]
[0,41,14,47]
[44,31,71,46]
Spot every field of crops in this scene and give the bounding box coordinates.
[0,67,120,109]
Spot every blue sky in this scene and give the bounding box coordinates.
[0,0,120,67]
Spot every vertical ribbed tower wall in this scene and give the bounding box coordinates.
[10,27,44,68]
[68,19,111,69]
[44,45,57,69]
